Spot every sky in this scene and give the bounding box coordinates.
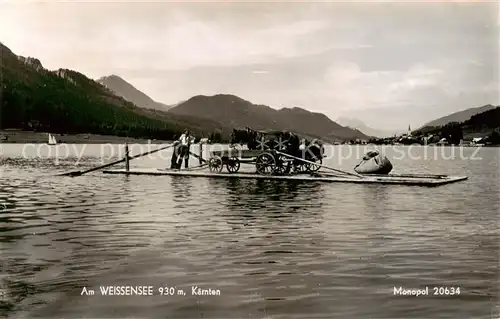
[0,0,498,130]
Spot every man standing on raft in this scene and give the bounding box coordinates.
[171,129,191,169]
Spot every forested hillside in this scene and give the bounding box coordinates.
[415,107,500,145]
[0,42,228,140]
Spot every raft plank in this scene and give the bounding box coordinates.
[318,172,450,179]
[102,168,467,187]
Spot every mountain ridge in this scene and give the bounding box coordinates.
[170,94,369,141]
[420,104,498,129]
[97,75,174,112]
[415,106,500,145]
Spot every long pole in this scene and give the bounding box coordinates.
[275,151,365,178]
[60,143,174,177]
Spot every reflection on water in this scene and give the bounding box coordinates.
[220,178,322,208]
[171,176,195,204]
[0,145,499,319]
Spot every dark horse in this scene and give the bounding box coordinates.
[230,128,324,162]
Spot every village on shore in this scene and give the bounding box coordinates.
[341,125,499,146]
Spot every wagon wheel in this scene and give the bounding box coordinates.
[293,161,307,174]
[208,156,223,173]
[226,156,240,173]
[255,152,275,175]
[305,157,322,172]
[273,154,291,175]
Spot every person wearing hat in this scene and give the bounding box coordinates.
[176,129,191,169]
[170,130,188,169]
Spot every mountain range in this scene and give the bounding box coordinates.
[1,40,370,142]
[1,40,496,143]
[420,104,498,129]
[337,104,498,137]
[93,74,369,141]
[0,43,367,141]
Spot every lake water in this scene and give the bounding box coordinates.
[0,143,499,319]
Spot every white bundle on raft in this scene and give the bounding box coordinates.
[354,150,393,175]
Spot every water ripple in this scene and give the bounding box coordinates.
[0,146,499,319]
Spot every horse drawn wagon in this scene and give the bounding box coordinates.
[207,127,325,175]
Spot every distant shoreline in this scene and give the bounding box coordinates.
[0,130,171,144]
[1,130,498,147]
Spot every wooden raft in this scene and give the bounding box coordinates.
[102,168,467,187]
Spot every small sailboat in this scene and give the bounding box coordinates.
[48,133,57,145]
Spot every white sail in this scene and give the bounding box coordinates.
[48,134,57,145]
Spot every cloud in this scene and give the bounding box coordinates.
[0,2,371,74]
[153,19,331,69]
[334,59,499,129]
[322,62,448,111]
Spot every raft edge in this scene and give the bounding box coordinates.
[102,169,468,187]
